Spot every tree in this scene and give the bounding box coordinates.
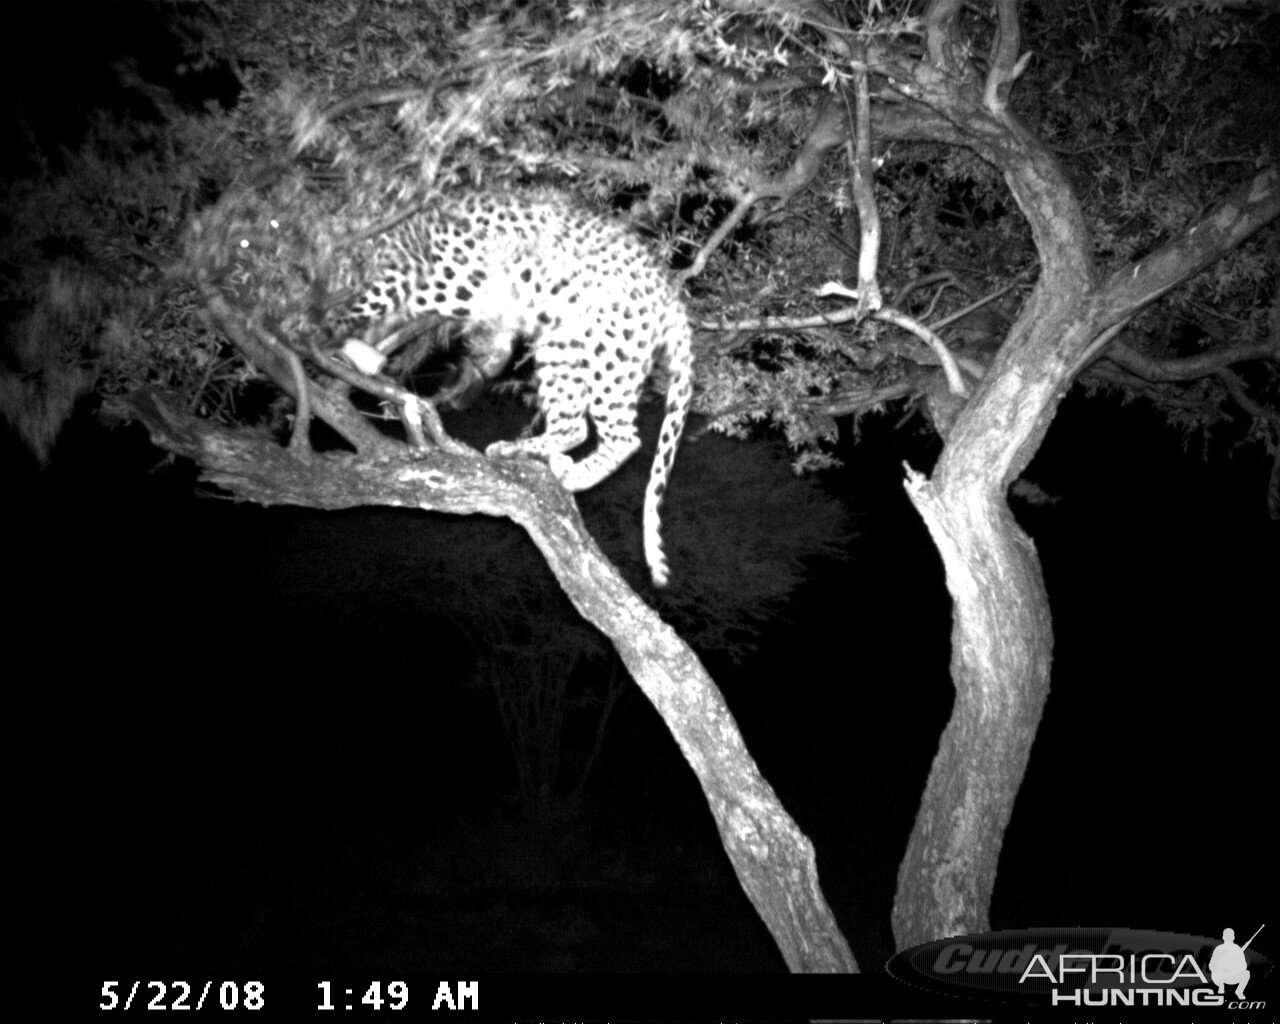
[4,0,1276,974]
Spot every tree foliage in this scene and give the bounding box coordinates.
[5,0,1274,480]
[7,1,1269,488]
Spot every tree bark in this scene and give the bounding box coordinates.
[125,388,857,972]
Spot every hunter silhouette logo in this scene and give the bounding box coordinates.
[1210,924,1263,999]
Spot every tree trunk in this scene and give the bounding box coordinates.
[882,25,1278,943]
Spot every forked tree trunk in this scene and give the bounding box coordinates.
[878,19,1279,943]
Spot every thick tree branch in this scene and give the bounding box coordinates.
[753,94,849,200]
[123,390,857,973]
[983,0,1032,113]
[1102,339,1279,382]
[199,290,392,456]
[1087,168,1280,345]
[874,307,968,395]
[844,49,883,316]
[924,0,966,73]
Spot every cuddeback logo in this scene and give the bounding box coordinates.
[887,925,1270,1009]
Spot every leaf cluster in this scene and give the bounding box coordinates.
[1,6,245,458]
[8,1,1275,470]
[1016,1,1278,442]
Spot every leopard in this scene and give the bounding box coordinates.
[331,190,695,588]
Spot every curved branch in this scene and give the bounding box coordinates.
[751,94,850,201]
[845,47,883,315]
[924,0,966,72]
[199,288,391,456]
[672,95,851,283]
[123,391,858,973]
[1102,339,1279,382]
[306,341,474,455]
[1219,368,1278,426]
[874,307,968,396]
[678,188,759,283]
[983,1,1031,113]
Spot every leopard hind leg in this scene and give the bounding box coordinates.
[555,384,641,491]
[485,344,591,486]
